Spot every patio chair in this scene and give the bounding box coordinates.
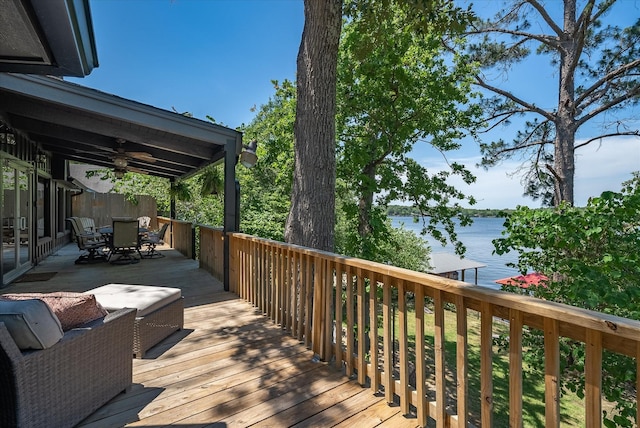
[77,217,102,238]
[66,217,107,264]
[108,220,143,264]
[137,216,151,229]
[140,223,169,258]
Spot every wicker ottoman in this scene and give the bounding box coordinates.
[85,284,184,358]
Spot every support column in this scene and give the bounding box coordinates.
[169,178,176,248]
[223,137,241,291]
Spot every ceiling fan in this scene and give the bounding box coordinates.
[78,138,155,178]
[111,138,155,177]
[112,138,155,166]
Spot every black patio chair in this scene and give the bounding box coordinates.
[140,223,169,258]
[108,220,143,264]
[66,217,107,264]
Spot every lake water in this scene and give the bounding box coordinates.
[390,216,521,290]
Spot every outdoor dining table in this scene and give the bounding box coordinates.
[97,226,148,236]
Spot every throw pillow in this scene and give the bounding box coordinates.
[0,299,64,349]
[0,292,108,331]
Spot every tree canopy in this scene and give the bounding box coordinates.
[465,0,640,206]
[238,80,295,241]
[336,0,480,257]
[494,174,640,425]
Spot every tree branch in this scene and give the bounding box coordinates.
[576,84,640,127]
[474,75,555,120]
[526,0,564,36]
[522,119,552,146]
[574,130,640,150]
[545,163,562,203]
[581,0,615,26]
[576,58,640,108]
[479,109,528,133]
[490,138,552,157]
[575,0,597,32]
[569,3,592,73]
[467,26,560,49]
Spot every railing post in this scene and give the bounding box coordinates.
[356,267,366,385]
[585,329,602,428]
[228,234,235,293]
[345,266,355,377]
[481,301,494,427]
[434,289,446,426]
[191,224,196,260]
[369,274,379,391]
[544,318,560,427]
[455,295,468,427]
[312,257,323,357]
[382,275,394,405]
[509,308,523,428]
[637,342,640,427]
[323,259,333,362]
[334,264,343,370]
[415,283,426,426]
[398,280,409,416]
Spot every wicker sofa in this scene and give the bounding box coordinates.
[0,307,136,428]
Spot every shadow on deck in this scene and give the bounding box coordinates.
[4,244,418,427]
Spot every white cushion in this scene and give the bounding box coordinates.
[0,299,64,350]
[86,284,181,317]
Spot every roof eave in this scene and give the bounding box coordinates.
[0,0,99,77]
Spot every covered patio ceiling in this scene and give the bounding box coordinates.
[0,73,243,180]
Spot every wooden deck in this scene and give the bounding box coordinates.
[4,243,419,427]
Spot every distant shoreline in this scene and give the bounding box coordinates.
[386,205,514,218]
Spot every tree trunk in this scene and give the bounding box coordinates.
[284,0,342,251]
[553,0,579,206]
[357,164,376,255]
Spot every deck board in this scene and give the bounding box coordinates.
[3,243,418,427]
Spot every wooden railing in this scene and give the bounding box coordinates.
[199,226,224,282]
[157,216,193,259]
[228,232,640,427]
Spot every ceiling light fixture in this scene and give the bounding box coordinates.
[113,155,128,169]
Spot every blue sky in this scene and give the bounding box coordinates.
[70,0,639,209]
[72,1,303,126]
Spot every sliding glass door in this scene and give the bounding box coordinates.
[2,161,31,285]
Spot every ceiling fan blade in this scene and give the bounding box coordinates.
[126,151,156,162]
[126,166,149,175]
